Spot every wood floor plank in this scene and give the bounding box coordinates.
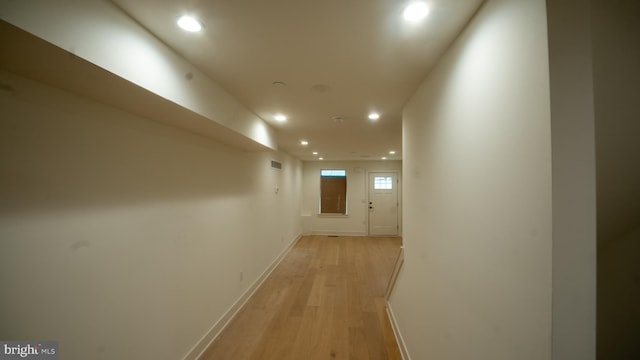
[199,235,403,360]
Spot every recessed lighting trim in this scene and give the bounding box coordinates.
[381,157,388,160]
[300,140,309,146]
[312,151,319,155]
[403,2,429,22]
[368,112,380,120]
[389,151,396,155]
[319,157,324,160]
[177,15,204,32]
[274,114,287,122]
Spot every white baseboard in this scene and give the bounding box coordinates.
[386,302,411,360]
[182,233,303,360]
[310,230,367,236]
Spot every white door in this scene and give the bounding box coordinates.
[368,172,398,236]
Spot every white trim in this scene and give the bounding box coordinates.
[316,213,349,218]
[181,232,303,360]
[386,302,412,360]
[385,247,404,300]
[309,230,367,236]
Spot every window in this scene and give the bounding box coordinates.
[373,176,393,190]
[320,169,347,214]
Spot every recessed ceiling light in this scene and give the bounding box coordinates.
[300,140,309,146]
[389,151,396,155]
[368,113,380,120]
[319,157,324,160]
[403,2,429,22]
[312,152,319,155]
[177,15,204,32]
[274,114,287,122]
[381,157,387,160]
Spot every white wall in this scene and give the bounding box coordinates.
[546,1,598,358]
[391,1,553,359]
[598,226,640,359]
[592,0,640,358]
[301,160,401,236]
[593,0,640,248]
[0,70,302,360]
[0,0,277,150]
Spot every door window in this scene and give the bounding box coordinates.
[373,176,393,190]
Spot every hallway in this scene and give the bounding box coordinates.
[200,236,403,360]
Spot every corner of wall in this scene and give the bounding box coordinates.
[182,233,303,360]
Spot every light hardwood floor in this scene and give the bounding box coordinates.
[200,235,403,360]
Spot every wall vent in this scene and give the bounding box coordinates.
[271,160,282,169]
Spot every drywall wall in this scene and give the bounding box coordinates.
[301,160,401,236]
[0,69,302,360]
[391,1,553,359]
[593,0,640,249]
[597,227,640,360]
[547,1,597,358]
[0,0,277,150]
[592,0,640,358]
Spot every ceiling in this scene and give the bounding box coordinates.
[109,0,484,161]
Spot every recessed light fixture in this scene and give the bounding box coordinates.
[381,157,388,160]
[300,140,309,146]
[319,157,324,160]
[312,151,319,155]
[368,112,380,121]
[389,151,396,155]
[177,15,204,32]
[274,114,287,122]
[403,2,429,22]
